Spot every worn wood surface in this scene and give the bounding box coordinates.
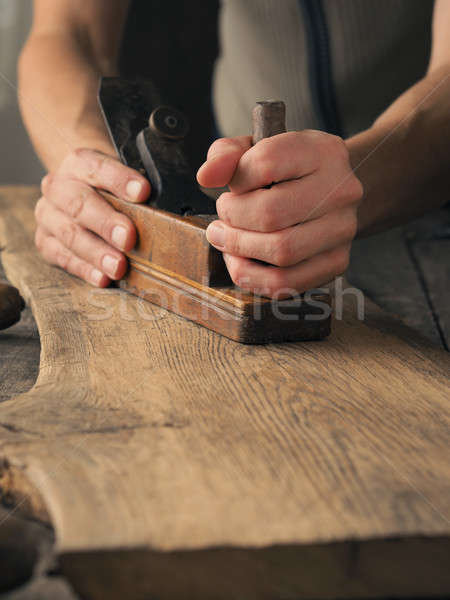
[347,207,450,351]
[0,301,39,407]
[0,186,449,599]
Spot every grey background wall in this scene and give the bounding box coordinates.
[0,0,44,184]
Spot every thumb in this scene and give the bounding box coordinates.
[197,136,252,189]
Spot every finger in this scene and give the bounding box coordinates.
[59,149,151,203]
[35,198,127,279]
[196,136,252,188]
[35,228,110,287]
[223,244,351,299]
[41,177,136,252]
[206,208,357,267]
[229,131,345,195]
[217,170,363,232]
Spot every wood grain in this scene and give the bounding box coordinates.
[0,186,449,599]
[414,238,450,347]
[348,227,445,347]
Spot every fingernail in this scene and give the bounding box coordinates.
[102,254,120,277]
[197,162,207,176]
[126,180,143,201]
[112,225,127,249]
[206,222,225,249]
[198,154,225,175]
[91,269,104,286]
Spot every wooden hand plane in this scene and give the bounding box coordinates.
[98,78,331,343]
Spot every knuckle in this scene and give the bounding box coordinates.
[34,197,45,222]
[40,173,52,194]
[72,147,91,162]
[224,228,241,256]
[66,189,86,220]
[63,148,88,173]
[208,137,242,158]
[87,155,105,181]
[34,228,44,252]
[348,176,364,202]
[272,232,294,267]
[216,193,232,223]
[334,247,350,275]
[336,210,358,242]
[258,200,279,232]
[254,143,275,184]
[59,222,78,249]
[81,263,94,282]
[74,148,105,181]
[55,248,71,271]
[320,134,348,162]
[65,148,88,169]
[100,218,114,242]
[330,134,347,155]
[100,212,127,242]
[266,269,287,297]
[227,261,245,287]
[257,158,275,186]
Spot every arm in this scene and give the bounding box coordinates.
[19,0,128,167]
[197,2,450,298]
[349,0,450,235]
[19,0,150,286]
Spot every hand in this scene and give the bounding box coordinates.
[197,131,363,298]
[35,149,150,286]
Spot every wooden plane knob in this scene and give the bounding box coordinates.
[0,281,25,330]
[252,100,286,145]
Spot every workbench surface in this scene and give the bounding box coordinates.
[0,186,449,600]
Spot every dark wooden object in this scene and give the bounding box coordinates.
[0,281,24,331]
[103,101,331,343]
[252,100,287,143]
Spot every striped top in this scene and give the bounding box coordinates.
[213,0,433,139]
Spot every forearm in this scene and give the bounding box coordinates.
[18,32,116,171]
[347,65,450,236]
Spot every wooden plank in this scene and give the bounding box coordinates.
[405,207,450,350]
[413,238,450,348]
[0,186,449,599]
[0,266,40,404]
[348,228,444,348]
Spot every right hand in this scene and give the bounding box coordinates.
[35,148,150,286]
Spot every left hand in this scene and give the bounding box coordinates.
[197,131,363,298]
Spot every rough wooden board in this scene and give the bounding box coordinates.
[0,187,449,599]
[405,208,450,350]
[412,238,450,348]
[348,207,450,351]
[348,228,443,348]
[0,287,40,404]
